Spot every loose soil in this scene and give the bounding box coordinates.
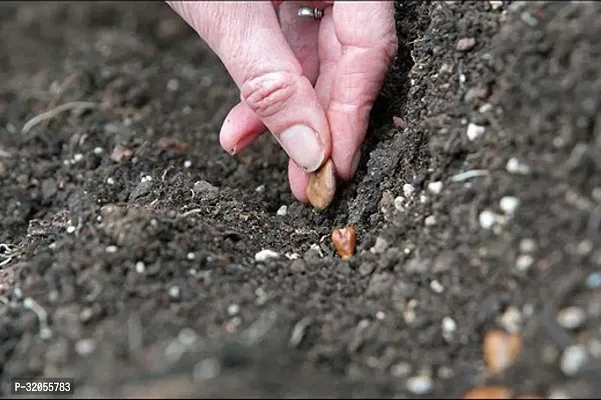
[1,1,600,398]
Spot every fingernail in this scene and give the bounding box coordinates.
[278,125,325,172]
[350,150,361,177]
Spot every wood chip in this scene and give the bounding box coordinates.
[463,386,511,399]
[306,159,336,210]
[331,226,356,260]
[483,330,522,374]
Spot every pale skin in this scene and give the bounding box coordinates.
[167,1,398,203]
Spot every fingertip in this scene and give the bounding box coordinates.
[219,102,266,155]
[288,159,310,203]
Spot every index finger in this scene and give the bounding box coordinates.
[327,1,397,180]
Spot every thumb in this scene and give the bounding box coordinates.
[168,1,331,173]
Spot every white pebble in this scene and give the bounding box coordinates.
[135,261,146,274]
[66,226,76,234]
[499,306,522,333]
[105,245,118,254]
[560,345,588,376]
[73,153,84,162]
[500,196,520,215]
[255,184,265,193]
[515,254,534,272]
[276,205,288,216]
[376,311,386,320]
[183,160,192,168]
[519,238,537,253]
[394,196,405,212]
[391,362,412,377]
[255,249,280,262]
[419,194,428,204]
[194,358,220,381]
[107,177,115,185]
[466,123,486,141]
[371,237,389,254]
[442,316,457,334]
[93,147,104,155]
[489,0,503,10]
[167,78,180,92]
[506,157,531,175]
[75,339,96,356]
[427,181,444,195]
[406,375,433,395]
[479,210,498,230]
[425,215,437,226]
[228,304,240,316]
[556,307,586,330]
[403,184,415,198]
[430,280,444,293]
[186,252,195,260]
[168,285,180,299]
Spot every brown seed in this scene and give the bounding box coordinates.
[463,386,511,399]
[483,330,522,374]
[157,137,190,153]
[306,159,336,210]
[331,226,356,260]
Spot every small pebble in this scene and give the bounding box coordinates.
[506,157,531,175]
[255,249,280,262]
[183,160,192,168]
[186,252,195,260]
[500,196,520,215]
[105,245,118,254]
[227,304,240,316]
[424,215,437,226]
[456,37,476,52]
[371,237,389,254]
[499,306,522,333]
[66,226,76,234]
[519,238,537,253]
[442,316,457,335]
[515,254,534,272]
[403,184,415,199]
[556,307,586,330]
[483,330,522,374]
[276,205,288,216]
[489,0,503,10]
[391,362,412,377]
[255,184,265,193]
[430,280,444,293]
[194,358,220,381]
[427,181,444,195]
[560,345,588,376]
[466,123,486,141]
[585,272,601,288]
[168,286,180,299]
[479,210,498,230]
[75,339,96,356]
[406,375,433,395]
[135,261,146,274]
[394,196,405,212]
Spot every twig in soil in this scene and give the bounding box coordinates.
[44,71,83,127]
[451,169,490,182]
[21,101,98,135]
[289,316,313,348]
[0,243,18,267]
[23,297,52,340]
[179,208,203,217]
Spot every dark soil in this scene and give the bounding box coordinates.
[1,1,600,398]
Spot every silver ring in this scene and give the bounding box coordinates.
[297,5,324,20]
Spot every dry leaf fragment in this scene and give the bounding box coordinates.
[306,159,336,210]
[463,386,511,399]
[332,226,356,260]
[483,330,522,374]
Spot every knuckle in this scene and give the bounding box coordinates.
[241,71,297,119]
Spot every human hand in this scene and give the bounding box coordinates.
[167,1,397,205]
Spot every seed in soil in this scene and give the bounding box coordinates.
[331,226,357,260]
[463,386,510,399]
[483,330,522,374]
[306,159,336,210]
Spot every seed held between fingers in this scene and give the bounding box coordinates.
[306,159,336,210]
